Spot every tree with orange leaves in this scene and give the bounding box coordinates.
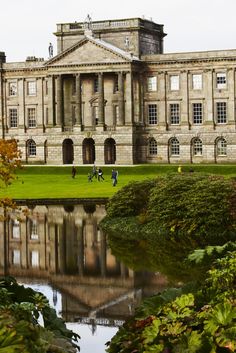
[0,139,22,216]
[0,139,21,187]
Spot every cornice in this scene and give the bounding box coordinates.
[2,65,46,75]
[3,55,236,76]
[2,61,136,75]
[145,56,236,66]
[46,61,136,69]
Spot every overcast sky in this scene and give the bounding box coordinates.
[1,0,236,62]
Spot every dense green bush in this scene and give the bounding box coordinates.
[147,174,236,243]
[106,250,236,353]
[103,174,236,352]
[101,174,236,281]
[0,277,80,353]
[105,179,156,217]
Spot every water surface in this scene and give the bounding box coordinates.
[0,201,169,353]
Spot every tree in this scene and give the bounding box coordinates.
[0,139,21,186]
[0,139,22,216]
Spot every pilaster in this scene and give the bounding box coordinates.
[98,72,104,125]
[118,72,125,125]
[37,78,44,128]
[56,75,63,126]
[75,73,82,126]
[18,78,26,130]
[204,69,215,126]
[77,225,84,276]
[47,75,55,126]
[100,230,106,277]
[227,68,235,125]
[181,70,189,127]
[159,71,167,128]
[125,71,133,124]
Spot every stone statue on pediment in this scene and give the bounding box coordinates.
[84,14,93,36]
[84,14,92,29]
[124,36,130,50]
[48,42,53,58]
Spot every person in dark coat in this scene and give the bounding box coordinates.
[111,169,118,186]
[72,166,77,178]
[91,164,97,179]
[98,168,104,181]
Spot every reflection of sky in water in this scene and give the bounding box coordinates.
[20,283,118,353]
[21,283,62,316]
[67,323,118,353]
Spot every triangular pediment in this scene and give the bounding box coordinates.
[46,36,138,66]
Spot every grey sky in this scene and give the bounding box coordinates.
[1,0,236,62]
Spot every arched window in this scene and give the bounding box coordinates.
[170,137,180,156]
[193,138,202,156]
[62,139,74,164]
[149,138,157,155]
[104,138,116,164]
[27,140,36,156]
[216,138,227,156]
[82,138,95,164]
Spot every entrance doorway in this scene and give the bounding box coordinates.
[82,138,95,164]
[104,138,116,164]
[62,139,74,164]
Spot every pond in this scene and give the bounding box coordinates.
[0,201,171,353]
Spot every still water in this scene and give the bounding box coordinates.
[0,201,169,353]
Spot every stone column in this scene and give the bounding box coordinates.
[100,230,106,277]
[98,72,104,125]
[18,78,26,130]
[56,75,63,126]
[125,71,133,124]
[118,72,125,125]
[48,224,58,273]
[75,73,82,125]
[158,71,167,129]
[77,225,84,276]
[181,70,189,128]
[138,72,144,124]
[47,75,55,126]
[3,80,7,135]
[204,69,215,127]
[227,68,235,125]
[37,78,44,129]
[58,224,66,274]
[22,217,28,269]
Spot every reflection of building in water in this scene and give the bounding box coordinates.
[0,203,116,277]
[0,203,168,329]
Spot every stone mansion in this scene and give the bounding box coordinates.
[1,16,236,164]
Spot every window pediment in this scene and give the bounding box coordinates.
[89,96,107,106]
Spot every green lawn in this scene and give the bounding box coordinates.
[1,164,236,200]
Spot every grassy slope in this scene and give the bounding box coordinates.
[1,164,236,199]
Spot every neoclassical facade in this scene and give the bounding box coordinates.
[1,17,236,164]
